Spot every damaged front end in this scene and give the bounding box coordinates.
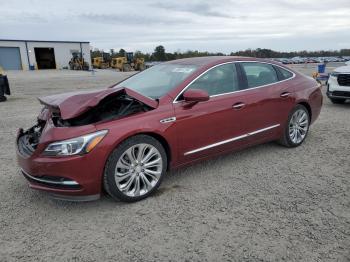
[17,87,157,156]
[16,87,158,199]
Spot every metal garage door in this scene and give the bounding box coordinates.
[0,47,22,70]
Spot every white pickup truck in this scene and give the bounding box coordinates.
[327,61,350,104]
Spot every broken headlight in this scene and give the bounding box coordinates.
[43,130,108,156]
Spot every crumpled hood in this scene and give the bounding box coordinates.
[38,87,158,120]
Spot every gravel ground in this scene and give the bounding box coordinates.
[0,65,349,262]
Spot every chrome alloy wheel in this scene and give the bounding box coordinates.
[288,109,309,144]
[114,143,163,197]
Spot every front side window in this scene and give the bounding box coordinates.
[185,63,239,97]
[241,62,278,88]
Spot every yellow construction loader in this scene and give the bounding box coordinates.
[110,57,131,71]
[110,52,145,72]
[92,57,109,69]
[134,57,145,71]
[69,53,89,70]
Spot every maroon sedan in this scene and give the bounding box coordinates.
[17,57,322,202]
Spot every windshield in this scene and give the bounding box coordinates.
[115,64,198,99]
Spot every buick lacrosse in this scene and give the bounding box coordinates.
[17,57,322,202]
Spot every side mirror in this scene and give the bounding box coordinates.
[183,89,209,102]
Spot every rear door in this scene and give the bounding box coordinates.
[237,62,296,143]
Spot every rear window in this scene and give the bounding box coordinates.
[278,67,294,80]
[241,62,278,88]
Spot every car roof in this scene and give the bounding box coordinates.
[165,56,275,66]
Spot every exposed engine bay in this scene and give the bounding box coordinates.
[52,93,152,127]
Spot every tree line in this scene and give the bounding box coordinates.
[91,45,350,61]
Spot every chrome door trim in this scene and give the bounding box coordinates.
[173,61,296,103]
[184,124,280,156]
[247,124,280,136]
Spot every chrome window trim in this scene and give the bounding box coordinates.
[173,61,296,103]
[184,124,280,155]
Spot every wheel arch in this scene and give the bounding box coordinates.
[138,132,172,170]
[107,131,172,171]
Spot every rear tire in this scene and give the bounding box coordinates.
[103,135,167,202]
[330,98,346,104]
[278,104,310,148]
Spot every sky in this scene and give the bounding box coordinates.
[1,0,350,53]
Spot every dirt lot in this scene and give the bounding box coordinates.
[1,64,349,261]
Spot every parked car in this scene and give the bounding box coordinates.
[277,58,291,64]
[315,57,326,63]
[16,57,323,202]
[291,57,304,64]
[327,64,350,103]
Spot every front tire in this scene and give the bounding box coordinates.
[103,135,167,202]
[278,105,310,148]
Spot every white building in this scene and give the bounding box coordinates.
[0,39,91,70]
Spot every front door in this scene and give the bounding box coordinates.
[173,63,251,163]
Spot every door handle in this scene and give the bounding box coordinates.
[232,102,245,110]
[280,92,291,98]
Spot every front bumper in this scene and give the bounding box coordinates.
[16,129,106,200]
[21,169,80,189]
[327,75,350,99]
[327,90,350,99]
[21,170,100,201]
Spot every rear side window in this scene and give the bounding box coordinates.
[277,67,294,80]
[186,63,239,96]
[241,62,278,88]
